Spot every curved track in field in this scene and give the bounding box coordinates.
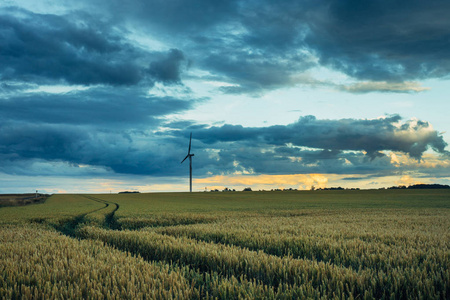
[52,195,121,236]
[82,195,121,229]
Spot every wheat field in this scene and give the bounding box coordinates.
[1,190,449,299]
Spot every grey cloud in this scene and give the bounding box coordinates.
[235,0,450,86]
[0,122,87,162]
[204,50,314,95]
[150,115,449,179]
[275,147,342,162]
[305,0,450,82]
[8,1,449,95]
[0,8,140,85]
[0,157,111,177]
[0,88,193,128]
[342,177,371,181]
[148,49,188,84]
[190,115,448,160]
[161,120,209,131]
[0,121,189,176]
[1,1,449,181]
[1,111,447,178]
[91,0,239,33]
[0,82,35,96]
[70,0,315,94]
[95,0,450,93]
[0,8,187,87]
[0,85,199,176]
[194,144,395,176]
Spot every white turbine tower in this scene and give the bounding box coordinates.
[181,132,194,192]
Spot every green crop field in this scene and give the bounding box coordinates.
[1,190,449,299]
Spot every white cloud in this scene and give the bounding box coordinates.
[25,85,90,94]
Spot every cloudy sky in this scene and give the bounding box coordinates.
[1,0,449,193]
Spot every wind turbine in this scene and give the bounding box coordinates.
[181,132,194,192]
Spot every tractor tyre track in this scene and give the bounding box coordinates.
[82,195,121,229]
[53,195,120,236]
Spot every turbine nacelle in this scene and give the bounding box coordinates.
[181,153,194,164]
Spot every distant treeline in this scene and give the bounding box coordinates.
[387,184,450,190]
[206,184,450,193]
[0,193,40,197]
[118,191,140,194]
[316,187,353,191]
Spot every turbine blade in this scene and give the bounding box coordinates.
[188,132,192,154]
[181,154,189,164]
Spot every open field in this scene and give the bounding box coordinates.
[0,194,49,207]
[1,190,449,299]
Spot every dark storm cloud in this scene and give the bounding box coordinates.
[145,114,449,179]
[0,8,187,86]
[91,0,239,33]
[1,107,447,178]
[0,122,176,176]
[0,6,195,178]
[0,119,197,176]
[187,142,396,177]
[71,0,316,94]
[237,0,450,83]
[161,120,209,131]
[304,0,450,82]
[1,1,449,181]
[148,49,188,84]
[199,49,314,95]
[4,1,450,94]
[0,84,200,176]
[82,0,450,94]
[0,88,192,127]
[191,115,448,160]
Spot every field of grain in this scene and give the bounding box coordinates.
[1,190,449,299]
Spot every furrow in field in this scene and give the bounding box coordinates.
[80,225,449,299]
[51,195,120,235]
[153,223,449,275]
[0,225,194,299]
[117,214,218,230]
[81,195,121,229]
[79,225,392,299]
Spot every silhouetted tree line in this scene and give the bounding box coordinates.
[387,184,450,190]
[315,187,345,191]
[209,188,237,192]
[204,183,449,193]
